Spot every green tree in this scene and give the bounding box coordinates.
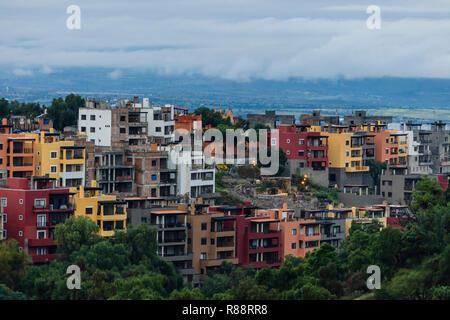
[366,160,386,193]
[169,287,204,300]
[55,216,101,257]
[0,240,32,291]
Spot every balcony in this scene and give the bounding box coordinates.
[33,204,73,213]
[32,253,56,263]
[345,165,369,172]
[28,238,56,247]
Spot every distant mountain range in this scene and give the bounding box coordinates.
[0,67,449,122]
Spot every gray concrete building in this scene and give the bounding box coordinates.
[247,110,295,129]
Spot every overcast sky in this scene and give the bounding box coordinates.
[0,0,449,81]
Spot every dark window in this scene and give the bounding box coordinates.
[201,223,207,230]
[120,128,126,134]
[90,115,96,121]
[81,115,86,120]
[85,207,93,214]
[210,238,215,245]
[201,238,207,245]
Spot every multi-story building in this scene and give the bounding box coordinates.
[87,148,134,195]
[325,126,371,189]
[70,180,127,237]
[256,204,321,259]
[275,124,329,186]
[0,119,35,178]
[187,203,239,282]
[0,177,74,263]
[130,145,177,198]
[344,110,392,126]
[300,110,340,126]
[33,130,85,187]
[247,110,295,129]
[374,131,408,167]
[380,165,422,204]
[78,101,112,147]
[148,206,194,282]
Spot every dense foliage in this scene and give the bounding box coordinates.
[0,98,44,119]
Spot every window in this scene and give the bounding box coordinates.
[388,192,392,197]
[299,240,303,248]
[152,160,157,166]
[90,127,96,133]
[2,230,6,239]
[210,238,215,245]
[34,199,46,208]
[0,158,2,165]
[0,143,2,150]
[37,247,46,255]
[345,162,349,167]
[19,231,23,236]
[37,215,46,227]
[299,227,304,235]
[286,150,291,155]
[81,114,86,120]
[201,238,207,245]
[81,127,86,132]
[291,228,297,235]
[201,223,207,230]
[291,242,296,249]
[85,207,93,214]
[271,138,277,146]
[385,148,389,154]
[1,198,6,207]
[50,151,57,159]
[298,150,304,156]
[19,199,23,204]
[299,139,304,145]
[2,214,7,223]
[286,139,291,144]
[120,116,126,122]
[155,127,161,132]
[37,230,46,239]
[120,128,126,134]
[90,115,96,121]
[50,165,57,173]
[346,151,349,157]
[151,175,157,181]
[200,253,207,260]
[19,215,23,221]
[346,140,349,145]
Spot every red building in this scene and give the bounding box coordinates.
[211,204,282,269]
[276,124,328,171]
[0,177,74,263]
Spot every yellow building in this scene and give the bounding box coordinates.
[31,129,85,187]
[70,180,127,237]
[327,131,369,172]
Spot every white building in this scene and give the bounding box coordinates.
[78,108,112,147]
[169,148,215,199]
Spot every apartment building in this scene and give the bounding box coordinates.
[300,208,347,249]
[0,177,74,263]
[0,119,35,178]
[147,206,194,282]
[300,110,340,126]
[87,148,135,195]
[70,180,127,237]
[33,130,85,187]
[129,146,177,198]
[344,110,392,126]
[275,124,329,186]
[325,126,371,189]
[380,165,422,204]
[256,204,321,259]
[78,103,112,147]
[247,110,295,129]
[374,131,408,167]
[185,204,237,282]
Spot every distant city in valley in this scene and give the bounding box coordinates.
[1,67,449,123]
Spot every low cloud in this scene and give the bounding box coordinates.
[0,0,449,81]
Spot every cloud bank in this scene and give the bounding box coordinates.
[0,0,449,81]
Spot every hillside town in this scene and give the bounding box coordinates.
[0,95,448,289]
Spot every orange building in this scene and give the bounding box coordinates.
[374,131,407,166]
[257,204,321,260]
[175,114,202,133]
[0,119,35,178]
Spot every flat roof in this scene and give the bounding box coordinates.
[98,200,127,205]
[61,145,85,149]
[211,217,236,221]
[151,209,187,215]
[250,218,279,223]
